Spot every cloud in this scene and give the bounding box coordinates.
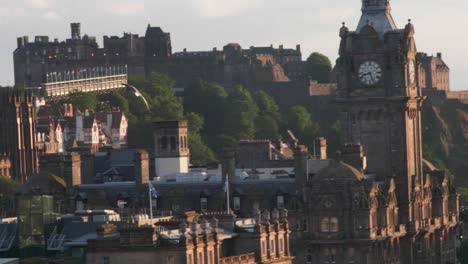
[194,0,262,18]
[25,0,54,9]
[0,7,27,25]
[108,1,145,15]
[42,10,61,20]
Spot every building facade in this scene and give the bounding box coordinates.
[0,90,39,183]
[14,23,303,90]
[314,0,461,263]
[86,211,293,264]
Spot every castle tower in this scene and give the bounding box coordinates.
[71,23,81,40]
[154,120,189,177]
[336,0,423,225]
[144,25,172,59]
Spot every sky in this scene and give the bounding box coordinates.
[0,0,466,90]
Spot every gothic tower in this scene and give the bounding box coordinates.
[0,89,39,183]
[335,0,424,224]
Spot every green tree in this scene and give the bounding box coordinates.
[145,73,184,120]
[255,115,280,140]
[67,90,97,112]
[422,144,454,182]
[186,112,216,166]
[305,52,333,83]
[287,106,312,134]
[287,105,321,148]
[184,80,228,136]
[253,91,281,139]
[224,86,258,140]
[254,91,281,122]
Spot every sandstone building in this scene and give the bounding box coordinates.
[325,0,460,262]
[86,211,293,264]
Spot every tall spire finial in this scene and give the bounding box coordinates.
[362,0,390,12]
[357,0,397,35]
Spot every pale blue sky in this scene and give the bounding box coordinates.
[0,0,466,90]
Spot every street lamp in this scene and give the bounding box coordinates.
[122,83,150,112]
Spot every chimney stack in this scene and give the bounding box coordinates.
[437,52,442,60]
[312,137,327,160]
[296,44,301,53]
[134,149,150,188]
[17,37,25,48]
[339,144,367,172]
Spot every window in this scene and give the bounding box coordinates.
[233,197,241,211]
[330,217,339,232]
[321,217,330,232]
[277,195,285,209]
[303,219,308,231]
[209,251,214,264]
[262,241,266,255]
[170,136,176,150]
[160,136,168,150]
[172,203,180,212]
[321,217,339,233]
[198,252,203,263]
[102,256,110,264]
[279,238,283,252]
[270,240,275,255]
[200,198,208,212]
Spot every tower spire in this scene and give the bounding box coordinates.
[357,0,397,35]
[362,0,391,12]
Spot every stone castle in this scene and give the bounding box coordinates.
[14,23,303,90]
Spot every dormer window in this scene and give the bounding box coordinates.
[200,197,208,212]
[277,195,285,209]
[233,197,241,211]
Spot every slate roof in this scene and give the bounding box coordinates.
[356,0,397,36]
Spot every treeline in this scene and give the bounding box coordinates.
[67,72,333,165]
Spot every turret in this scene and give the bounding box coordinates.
[71,23,81,40]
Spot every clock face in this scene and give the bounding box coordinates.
[408,61,416,84]
[358,61,382,86]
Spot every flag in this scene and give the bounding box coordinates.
[149,183,159,199]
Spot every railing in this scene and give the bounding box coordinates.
[42,74,127,98]
[0,225,16,252]
[47,226,66,251]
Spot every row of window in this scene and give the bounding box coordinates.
[159,135,188,151]
[200,196,286,212]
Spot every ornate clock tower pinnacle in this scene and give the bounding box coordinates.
[357,0,396,35]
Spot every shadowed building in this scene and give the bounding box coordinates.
[0,89,39,183]
[86,211,293,264]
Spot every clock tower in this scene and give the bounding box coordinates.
[335,0,424,224]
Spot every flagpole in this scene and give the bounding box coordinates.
[226,173,230,214]
[149,182,153,219]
